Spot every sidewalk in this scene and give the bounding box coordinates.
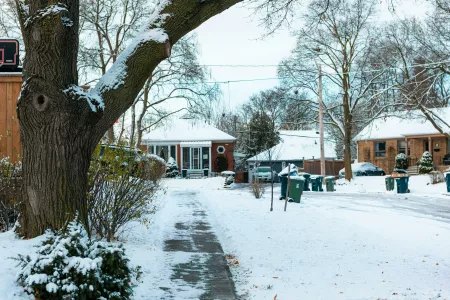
[159,190,237,299]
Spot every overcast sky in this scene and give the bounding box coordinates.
[191,1,430,111]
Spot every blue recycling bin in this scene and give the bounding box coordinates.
[302,173,311,191]
[446,173,450,193]
[395,176,410,193]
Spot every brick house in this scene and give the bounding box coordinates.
[141,119,235,173]
[354,109,450,174]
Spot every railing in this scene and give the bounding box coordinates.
[407,157,418,168]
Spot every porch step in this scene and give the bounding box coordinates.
[406,166,419,176]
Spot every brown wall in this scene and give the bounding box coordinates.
[176,144,181,169]
[0,74,21,162]
[357,136,448,174]
[211,142,234,172]
[303,159,345,176]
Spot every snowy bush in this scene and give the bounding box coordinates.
[165,157,179,178]
[429,171,445,184]
[144,154,167,182]
[250,178,265,199]
[0,158,21,231]
[418,151,434,174]
[88,146,160,241]
[15,217,132,299]
[395,153,408,170]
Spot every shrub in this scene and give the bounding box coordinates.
[429,171,445,184]
[250,178,265,199]
[15,217,132,300]
[395,153,408,170]
[165,157,179,178]
[0,158,21,231]
[418,151,434,174]
[143,154,167,182]
[88,145,161,241]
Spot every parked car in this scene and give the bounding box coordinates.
[254,166,276,182]
[339,162,385,179]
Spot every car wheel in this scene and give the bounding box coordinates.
[361,172,367,176]
[380,172,385,176]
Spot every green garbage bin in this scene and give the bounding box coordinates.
[288,176,305,203]
[302,173,311,191]
[385,175,394,191]
[280,175,288,200]
[445,173,450,193]
[311,175,323,192]
[182,169,187,178]
[203,169,209,177]
[325,176,335,192]
[395,176,410,193]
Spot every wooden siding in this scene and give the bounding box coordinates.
[0,74,22,162]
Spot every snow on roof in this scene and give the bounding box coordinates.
[354,107,450,141]
[247,130,336,162]
[142,119,236,143]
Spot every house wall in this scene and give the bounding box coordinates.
[211,142,234,172]
[357,136,448,173]
[0,74,21,162]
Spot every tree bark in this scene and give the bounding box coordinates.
[342,73,353,181]
[15,0,242,238]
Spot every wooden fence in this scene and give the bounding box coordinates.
[0,73,22,162]
[302,159,345,176]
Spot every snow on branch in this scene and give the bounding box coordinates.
[94,4,171,93]
[24,3,72,27]
[64,86,104,113]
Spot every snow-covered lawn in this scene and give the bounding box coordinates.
[1,175,449,299]
[199,177,450,299]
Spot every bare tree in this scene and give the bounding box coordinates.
[130,34,220,147]
[278,0,398,180]
[11,0,242,238]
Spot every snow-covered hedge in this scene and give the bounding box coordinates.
[15,218,132,299]
[395,153,408,170]
[418,151,434,174]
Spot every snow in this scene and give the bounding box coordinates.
[198,177,450,299]
[24,4,71,28]
[247,130,336,162]
[142,119,236,143]
[2,176,450,299]
[221,170,235,175]
[354,107,450,141]
[63,85,104,113]
[278,163,298,176]
[94,2,170,93]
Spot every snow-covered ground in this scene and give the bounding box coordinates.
[1,175,449,299]
[199,176,450,299]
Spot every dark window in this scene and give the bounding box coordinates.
[398,140,410,154]
[170,145,176,160]
[182,148,190,169]
[375,142,386,157]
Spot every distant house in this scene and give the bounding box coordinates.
[246,130,340,175]
[354,108,450,174]
[141,119,236,173]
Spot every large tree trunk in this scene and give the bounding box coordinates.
[15,0,242,238]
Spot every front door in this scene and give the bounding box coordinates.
[192,148,201,169]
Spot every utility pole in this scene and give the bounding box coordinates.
[318,63,325,176]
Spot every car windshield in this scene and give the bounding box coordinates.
[257,167,271,172]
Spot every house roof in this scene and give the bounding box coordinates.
[142,119,236,143]
[354,107,450,141]
[247,130,336,162]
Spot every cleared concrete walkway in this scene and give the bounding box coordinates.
[159,190,236,300]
